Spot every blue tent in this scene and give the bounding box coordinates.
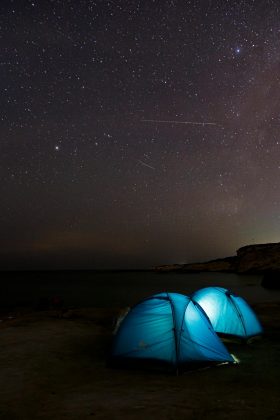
[111,292,234,371]
[191,287,263,340]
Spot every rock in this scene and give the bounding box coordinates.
[181,256,237,273]
[236,243,280,273]
[154,264,184,273]
[154,257,237,273]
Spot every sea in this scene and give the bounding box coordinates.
[1,270,280,311]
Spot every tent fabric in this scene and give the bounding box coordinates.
[111,292,234,369]
[191,287,263,339]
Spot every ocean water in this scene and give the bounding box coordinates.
[0,270,279,310]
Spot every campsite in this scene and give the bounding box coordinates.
[0,270,279,419]
[2,1,280,418]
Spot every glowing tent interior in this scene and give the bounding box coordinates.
[191,287,263,340]
[111,292,234,372]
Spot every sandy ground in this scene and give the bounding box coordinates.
[0,303,279,420]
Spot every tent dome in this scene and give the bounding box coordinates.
[111,292,233,371]
[191,287,263,339]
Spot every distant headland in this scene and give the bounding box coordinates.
[155,242,280,275]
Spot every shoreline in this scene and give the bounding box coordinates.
[0,302,279,419]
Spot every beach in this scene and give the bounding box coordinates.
[0,272,279,419]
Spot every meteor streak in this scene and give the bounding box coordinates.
[142,119,217,126]
[137,160,155,170]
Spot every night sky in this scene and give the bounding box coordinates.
[1,0,280,269]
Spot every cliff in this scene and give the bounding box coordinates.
[155,242,280,275]
[236,243,280,273]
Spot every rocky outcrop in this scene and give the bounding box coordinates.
[155,242,280,277]
[236,243,280,273]
[180,256,237,273]
[154,264,184,273]
[155,257,237,273]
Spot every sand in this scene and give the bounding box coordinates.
[0,303,279,420]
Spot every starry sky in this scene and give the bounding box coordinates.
[1,0,280,270]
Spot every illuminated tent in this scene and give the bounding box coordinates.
[111,292,234,372]
[191,287,263,340]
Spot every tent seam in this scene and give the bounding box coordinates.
[166,293,179,372]
[228,294,247,337]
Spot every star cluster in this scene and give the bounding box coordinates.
[1,0,280,269]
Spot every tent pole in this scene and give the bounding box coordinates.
[167,293,179,375]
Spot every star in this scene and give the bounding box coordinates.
[1,0,280,271]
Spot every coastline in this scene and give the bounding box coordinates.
[154,243,280,290]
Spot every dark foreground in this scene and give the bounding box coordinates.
[0,302,279,419]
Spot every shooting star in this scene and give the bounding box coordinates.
[142,119,218,126]
[137,160,155,170]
